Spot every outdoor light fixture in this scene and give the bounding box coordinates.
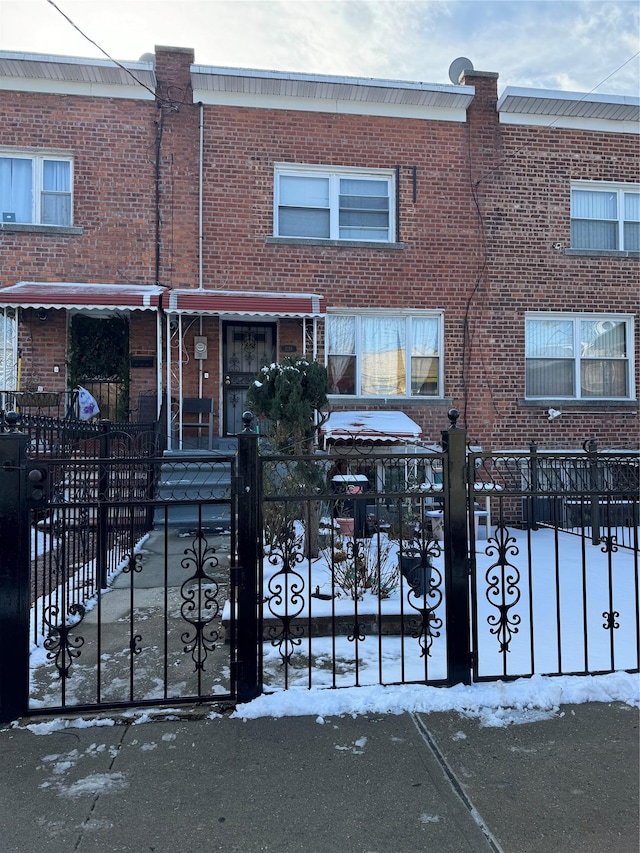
[37,308,48,321]
[548,408,562,421]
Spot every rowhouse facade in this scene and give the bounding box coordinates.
[0,46,637,449]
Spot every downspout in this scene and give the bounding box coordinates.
[199,103,204,290]
[156,308,163,419]
[198,102,204,400]
[166,310,173,451]
[154,107,164,288]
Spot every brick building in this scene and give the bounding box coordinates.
[0,46,637,449]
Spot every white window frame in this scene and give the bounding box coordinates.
[525,312,635,401]
[274,163,395,242]
[326,310,443,398]
[0,147,73,226]
[570,180,640,251]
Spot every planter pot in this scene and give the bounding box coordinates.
[336,517,355,537]
[400,553,432,598]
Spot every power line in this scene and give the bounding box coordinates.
[476,49,640,187]
[45,0,158,100]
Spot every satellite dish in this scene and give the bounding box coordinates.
[448,57,474,84]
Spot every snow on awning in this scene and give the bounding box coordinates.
[165,289,325,317]
[0,282,164,311]
[321,410,422,443]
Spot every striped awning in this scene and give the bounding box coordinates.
[321,411,422,443]
[0,282,164,311]
[165,289,325,317]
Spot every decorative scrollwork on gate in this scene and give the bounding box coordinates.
[265,519,306,664]
[603,610,620,630]
[179,530,220,671]
[600,535,619,554]
[484,524,522,653]
[122,552,144,574]
[406,563,443,657]
[43,602,86,678]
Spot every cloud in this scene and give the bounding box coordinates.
[1,0,637,94]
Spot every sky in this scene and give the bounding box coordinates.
[0,0,638,97]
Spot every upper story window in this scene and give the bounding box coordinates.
[0,151,72,226]
[525,314,634,400]
[275,165,394,242]
[327,313,442,397]
[571,182,640,251]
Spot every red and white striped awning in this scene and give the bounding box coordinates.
[0,282,164,311]
[165,289,325,317]
[321,411,422,443]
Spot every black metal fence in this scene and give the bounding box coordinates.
[257,423,639,692]
[0,409,637,722]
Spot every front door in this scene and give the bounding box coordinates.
[223,322,276,434]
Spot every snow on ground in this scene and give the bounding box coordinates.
[13,670,639,735]
[231,670,639,725]
[19,525,639,734]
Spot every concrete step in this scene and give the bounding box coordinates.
[154,446,237,532]
[154,502,232,533]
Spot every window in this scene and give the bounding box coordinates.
[571,182,640,251]
[525,314,634,399]
[327,313,441,397]
[0,151,72,226]
[275,165,393,242]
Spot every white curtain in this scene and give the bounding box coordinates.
[327,316,356,393]
[624,192,640,251]
[361,316,404,395]
[42,160,71,225]
[0,157,32,223]
[0,312,16,390]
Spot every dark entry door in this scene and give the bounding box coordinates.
[223,322,276,434]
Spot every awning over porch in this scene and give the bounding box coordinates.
[0,282,164,311]
[321,410,422,443]
[165,289,325,317]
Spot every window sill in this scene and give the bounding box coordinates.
[564,248,640,259]
[266,237,404,250]
[518,399,639,409]
[0,222,83,235]
[329,396,452,407]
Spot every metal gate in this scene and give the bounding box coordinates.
[1,410,637,722]
[0,420,262,721]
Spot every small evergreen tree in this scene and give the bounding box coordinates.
[247,357,328,452]
[247,357,329,558]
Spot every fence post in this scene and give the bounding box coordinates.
[97,421,110,589]
[235,411,262,702]
[0,427,30,722]
[585,438,601,545]
[528,440,539,530]
[442,409,472,686]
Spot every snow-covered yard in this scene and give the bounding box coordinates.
[27,522,638,723]
[259,526,639,691]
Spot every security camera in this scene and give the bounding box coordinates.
[547,408,562,421]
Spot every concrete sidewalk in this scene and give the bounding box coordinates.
[1,701,637,853]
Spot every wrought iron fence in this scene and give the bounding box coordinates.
[468,444,639,681]
[260,445,452,690]
[1,411,637,722]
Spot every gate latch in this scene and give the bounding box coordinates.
[25,463,50,505]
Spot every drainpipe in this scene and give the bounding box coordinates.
[198,102,204,291]
[198,103,204,402]
[166,314,173,451]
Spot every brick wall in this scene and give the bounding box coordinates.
[1,48,637,449]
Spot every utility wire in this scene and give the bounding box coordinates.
[476,49,640,187]
[45,0,158,100]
